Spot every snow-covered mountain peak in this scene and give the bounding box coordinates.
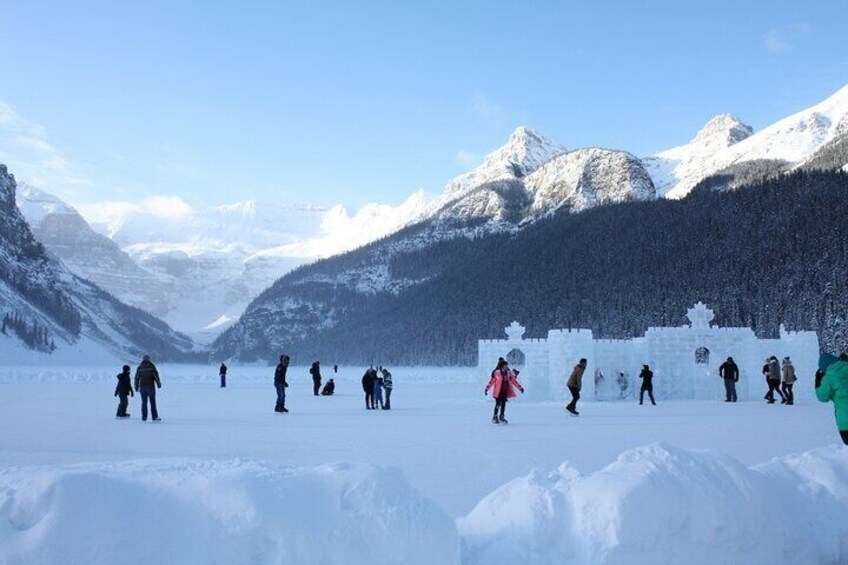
[441,127,567,200]
[690,114,753,147]
[484,126,566,177]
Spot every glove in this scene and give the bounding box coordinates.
[130,391,134,397]
[484,390,487,396]
[114,391,118,397]
[520,388,525,394]
[157,384,161,389]
[284,382,289,388]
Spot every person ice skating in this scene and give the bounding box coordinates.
[321,378,335,396]
[134,354,161,422]
[815,353,848,445]
[381,367,393,410]
[373,370,384,409]
[566,358,586,415]
[334,364,338,374]
[310,361,322,396]
[639,364,656,405]
[114,364,133,418]
[765,356,785,404]
[219,362,227,388]
[275,355,290,413]
[484,358,524,424]
[781,357,796,405]
[719,356,739,402]
[362,367,376,409]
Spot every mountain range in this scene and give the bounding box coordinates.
[212,83,848,363]
[6,82,848,363]
[0,166,198,363]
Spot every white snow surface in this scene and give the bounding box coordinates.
[1,364,846,564]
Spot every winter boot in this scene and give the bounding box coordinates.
[498,417,508,424]
[491,416,499,424]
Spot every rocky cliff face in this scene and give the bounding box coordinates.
[1,165,197,361]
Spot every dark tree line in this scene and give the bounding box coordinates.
[216,169,848,365]
[1,312,56,352]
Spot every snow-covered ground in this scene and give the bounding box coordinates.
[1,365,846,564]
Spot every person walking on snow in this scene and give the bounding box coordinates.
[274,355,290,413]
[362,367,376,409]
[765,356,785,404]
[381,367,393,410]
[815,353,848,445]
[781,357,796,405]
[134,354,161,422]
[114,364,133,418]
[219,362,228,388]
[566,358,587,415]
[485,358,524,424]
[639,364,656,405]
[310,361,322,396]
[719,356,739,402]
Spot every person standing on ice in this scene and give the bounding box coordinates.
[373,370,384,409]
[310,361,322,396]
[565,358,586,415]
[765,356,785,404]
[274,354,290,413]
[815,353,848,445]
[381,367,393,410]
[134,354,161,422]
[114,364,133,418]
[639,364,656,405]
[219,362,227,388]
[362,367,376,409]
[719,356,739,402]
[485,358,524,424]
[781,357,796,405]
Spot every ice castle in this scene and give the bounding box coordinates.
[477,302,819,402]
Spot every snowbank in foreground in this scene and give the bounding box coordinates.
[0,460,459,565]
[459,443,848,565]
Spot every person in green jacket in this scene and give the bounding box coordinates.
[815,353,848,445]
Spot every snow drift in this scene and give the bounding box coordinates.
[459,443,848,565]
[0,460,460,565]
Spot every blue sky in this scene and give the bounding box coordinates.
[0,0,846,209]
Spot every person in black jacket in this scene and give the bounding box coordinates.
[321,379,335,396]
[719,356,739,402]
[275,355,290,413]
[114,364,133,418]
[310,361,322,396]
[639,364,656,405]
[362,367,376,409]
[134,355,162,422]
[219,362,228,388]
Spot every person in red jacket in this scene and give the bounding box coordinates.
[484,358,524,424]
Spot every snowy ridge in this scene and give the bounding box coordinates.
[525,147,655,213]
[20,188,431,337]
[459,443,848,564]
[0,459,459,565]
[647,83,848,198]
[439,126,567,200]
[2,444,847,564]
[0,165,195,361]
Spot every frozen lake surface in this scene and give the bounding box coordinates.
[1,365,846,564]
